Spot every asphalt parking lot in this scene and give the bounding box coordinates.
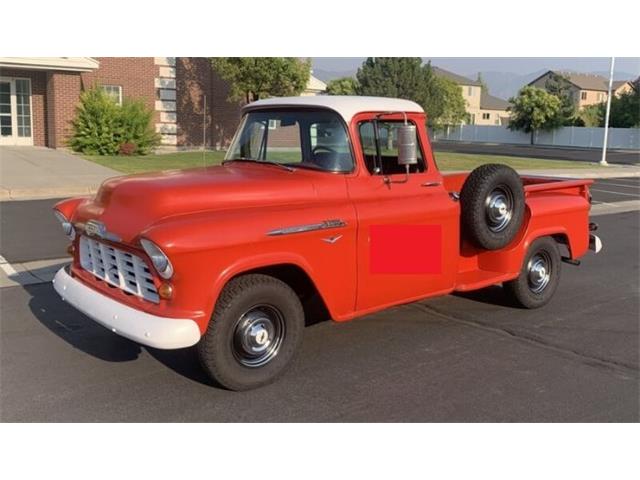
[0,181,638,421]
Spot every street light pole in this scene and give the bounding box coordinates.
[600,56,615,166]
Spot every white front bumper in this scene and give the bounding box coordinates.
[52,267,201,349]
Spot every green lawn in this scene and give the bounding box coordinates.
[83,150,600,175]
[84,150,227,174]
[433,152,599,171]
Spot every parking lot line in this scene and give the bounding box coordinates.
[596,182,640,189]
[591,188,640,198]
[0,255,18,276]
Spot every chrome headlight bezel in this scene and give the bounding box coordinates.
[53,209,76,240]
[140,238,173,279]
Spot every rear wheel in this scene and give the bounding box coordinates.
[503,236,561,309]
[197,274,304,391]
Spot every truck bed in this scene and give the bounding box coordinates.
[442,172,594,197]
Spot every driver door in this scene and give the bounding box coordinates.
[347,118,459,313]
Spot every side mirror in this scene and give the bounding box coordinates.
[397,124,418,166]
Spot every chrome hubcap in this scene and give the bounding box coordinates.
[233,305,285,368]
[527,252,551,293]
[486,187,514,233]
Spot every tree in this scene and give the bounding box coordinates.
[211,57,311,103]
[508,86,562,144]
[544,72,578,125]
[355,58,466,127]
[326,77,359,95]
[476,72,488,94]
[576,104,602,127]
[607,87,640,128]
[424,71,467,127]
[356,57,427,101]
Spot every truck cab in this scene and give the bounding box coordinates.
[53,96,601,390]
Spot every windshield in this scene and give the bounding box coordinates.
[225,109,354,173]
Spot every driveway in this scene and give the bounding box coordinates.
[0,146,119,200]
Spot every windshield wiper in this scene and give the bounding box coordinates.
[223,157,295,172]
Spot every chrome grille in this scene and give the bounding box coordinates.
[79,236,159,303]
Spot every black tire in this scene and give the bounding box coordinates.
[197,274,305,391]
[460,164,525,250]
[503,237,561,309]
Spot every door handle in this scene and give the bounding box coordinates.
[421,181,441,187]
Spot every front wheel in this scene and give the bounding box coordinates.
[197,274,305,391]
[503,237,561,309]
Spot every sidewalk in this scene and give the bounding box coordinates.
[514,165,640,179]
[0,146,119,201]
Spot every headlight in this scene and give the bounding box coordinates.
[140,238,173,279]
[53,209,76,240]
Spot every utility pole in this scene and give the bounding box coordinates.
[600,57,615,166]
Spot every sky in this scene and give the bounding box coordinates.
[311,57,640,78]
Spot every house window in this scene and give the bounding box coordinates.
[597,93,604,102]
[101,85,122,105]
[467,86,473,96]
[482,113,491,120]
[580,91,587,101]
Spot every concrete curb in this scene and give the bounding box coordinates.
[0,186,100,202]
[0,257,69,289]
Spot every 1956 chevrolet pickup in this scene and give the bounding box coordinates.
[52,96,602,390]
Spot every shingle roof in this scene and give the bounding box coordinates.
[480,91,510,111]
[612,80,631,91]
[533,70,632,92]
[432,66,481,86]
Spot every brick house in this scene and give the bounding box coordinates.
[528,70,634,110]
[0,57,325,150]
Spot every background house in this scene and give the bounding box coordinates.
[528,70,634,109]
[432,66,511,125]
[0,57,326,150]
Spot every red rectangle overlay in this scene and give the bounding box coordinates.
[370,225,442,274]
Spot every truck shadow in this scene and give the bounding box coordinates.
[23,268,331,388]
[23,273,217,387]
[453,285,520,308]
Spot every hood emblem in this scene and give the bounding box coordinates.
[84,220,121,242]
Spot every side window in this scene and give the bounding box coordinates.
[358,120,425,175]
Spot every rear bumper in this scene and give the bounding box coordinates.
[52,267,201,349]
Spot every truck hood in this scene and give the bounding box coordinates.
[73,164,319,243]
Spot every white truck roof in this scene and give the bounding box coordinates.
[243,96,424,123]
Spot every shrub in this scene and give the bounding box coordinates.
[68,88,121,155]
[118,99,160,155]
[119,142,137,156]
[69,86,160,155]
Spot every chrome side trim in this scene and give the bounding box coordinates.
[267,219,347,236]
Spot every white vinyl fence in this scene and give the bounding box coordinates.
[431,125,640,150]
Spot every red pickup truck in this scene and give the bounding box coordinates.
[53,96,602,390]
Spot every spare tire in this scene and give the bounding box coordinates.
[460,164,525,250]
